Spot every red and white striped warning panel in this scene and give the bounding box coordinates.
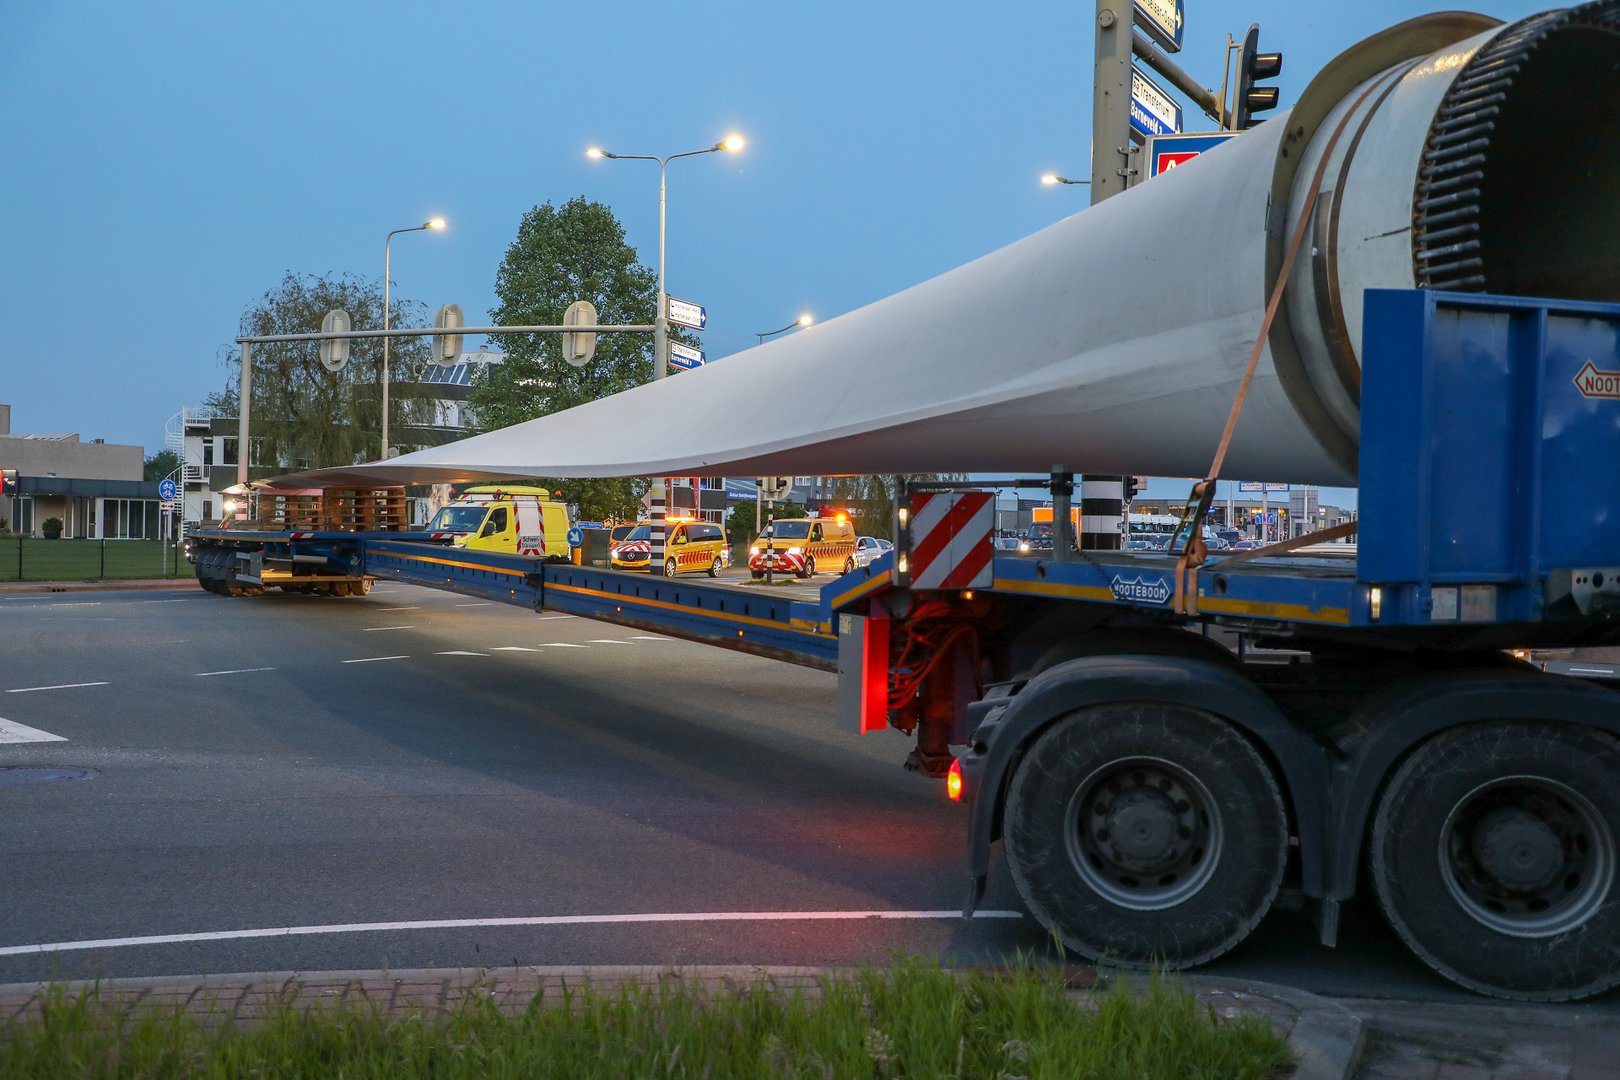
[908,492,994,590]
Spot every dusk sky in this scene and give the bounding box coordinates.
[1,0,1547,506]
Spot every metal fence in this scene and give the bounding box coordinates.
[0,537,196,583]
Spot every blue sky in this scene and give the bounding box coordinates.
[1,0,1547,509]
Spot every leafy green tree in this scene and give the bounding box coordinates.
[472,197,699,521]
[143,449,179,482]
[218,272,437,472]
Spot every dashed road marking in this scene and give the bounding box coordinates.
[6,682,110,694]
[142,598,196,604]
[455,602,492,608]
[377,606,420,612]
[434,651,488,657]
[0,909,1024,957]
[536,614,575,621]
[0,717,68,744]
[537,643,588,648]
[362,625,415,632]
[585,639,634,645]
[195,667,277,677]
[341,656,409,664]
[492,646,539,652]
[630,636,670,641]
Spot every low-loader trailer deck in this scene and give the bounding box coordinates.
[188,291,1620,1001]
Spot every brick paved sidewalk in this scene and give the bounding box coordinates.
[1345,998,1620,1080]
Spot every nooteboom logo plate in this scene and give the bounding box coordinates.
[1110,574,1173,605]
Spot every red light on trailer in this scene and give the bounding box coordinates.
[946,759,964,802]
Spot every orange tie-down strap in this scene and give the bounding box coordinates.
[1174,521,1359,616]
[1173,60,1410,617]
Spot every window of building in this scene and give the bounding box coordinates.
[7,496,33,534]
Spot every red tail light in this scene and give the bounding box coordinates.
[946,758,965,802]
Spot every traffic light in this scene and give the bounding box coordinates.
[1125,476,1143,502]
[1233,24,1283,130]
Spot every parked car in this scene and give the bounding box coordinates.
[852,535,894,568]
[1231,539,1263,551]
[992,535,1022,552]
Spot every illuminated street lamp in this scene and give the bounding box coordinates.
[755,312,813,346]
[586,135,745,380]
[381,217,446,458]
[1041,173,1091,186]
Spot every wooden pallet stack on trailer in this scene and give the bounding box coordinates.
[318,488,409,532]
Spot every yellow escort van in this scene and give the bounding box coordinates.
[748,514,858,579]
[610,518,728,576]
[426,485,571,560]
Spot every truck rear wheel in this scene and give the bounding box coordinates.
[1369,722,1620,1001]
[1003,703,1287,968]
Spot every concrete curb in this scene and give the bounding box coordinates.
[1188,976,1365,1080]
[0,578,197,594]
[0,965,1358,1076]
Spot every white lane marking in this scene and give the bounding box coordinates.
[1569,666,1616,676]
[377,606,420,612]
[630,635,671,641]
[148,640,190,645]
[434,651,488,657]
[142,598,195,604]
[585,639,634,645]
[537,643,588,648]
[536,614,575,621]
[0,718,68,744]
[341,656,409,664]
[0,910,1023,957]
[492,646,538,652]
[362,625,415,632]
[195,667,277,677]
[6,682,110,694]
[15,602,102,608]
[455,602,492,608]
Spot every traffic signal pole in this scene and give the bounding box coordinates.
[1078,0,1136,552]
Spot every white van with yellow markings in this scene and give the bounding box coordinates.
[748,514,858,579]
[426,485,571,560]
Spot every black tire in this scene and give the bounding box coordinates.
[1369,722,1620,1001]
[844,557,856,575]
[1003,703,1287,968]
[750,571,764,581]
[708,557,722,578]
[665,557,678,578]
[799,556,816,580]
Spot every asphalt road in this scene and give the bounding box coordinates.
[1,582,1616,1014]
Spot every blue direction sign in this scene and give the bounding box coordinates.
[1130,66,1183,139]
[668,341,706,370]
[158,478,178,501]
[666,296,707,331]
[1134,0,1185,53]
[566,525,584,547]
[1146,131,1241,177]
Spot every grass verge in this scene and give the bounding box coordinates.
[0,957,1291,1079]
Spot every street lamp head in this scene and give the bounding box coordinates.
[719,133,746,153]
[586,146,613,159]
[1040,173,1061,185]
[426,217,446,230]
[797,313,813,328]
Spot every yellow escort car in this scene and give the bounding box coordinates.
[610,518,729,577]
[426,485,571,560]
[748,514,858,579]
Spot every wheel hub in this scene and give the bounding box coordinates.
[1066,758,1222,912]
[1471,807,1563,892]
[1105,789,1180,871]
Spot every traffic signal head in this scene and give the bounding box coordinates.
[1125,476,1143,501]
[1234,24,1283,130]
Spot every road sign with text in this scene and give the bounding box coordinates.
[1130,66,1183,139]
[666,296,707,331]
[1146,131,1240,177]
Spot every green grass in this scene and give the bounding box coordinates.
[0,538,195,582]
[0,957,1291,1079]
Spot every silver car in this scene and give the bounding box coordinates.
[852,535,893,568]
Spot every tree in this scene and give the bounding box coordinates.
[219,272,438,473]
[143,449,179,482]
[471,197,699,521]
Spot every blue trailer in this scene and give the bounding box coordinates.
[187,291,1620,1001]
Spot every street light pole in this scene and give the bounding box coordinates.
[586,136,743,380]
[755,313,813,346]
[381,217,445,459]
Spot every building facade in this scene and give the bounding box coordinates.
[1,404,163,539]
